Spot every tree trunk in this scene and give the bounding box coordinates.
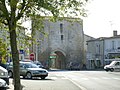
[8,22,21,90]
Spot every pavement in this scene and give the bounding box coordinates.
[8,79,14,90]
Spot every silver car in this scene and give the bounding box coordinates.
[0,66,9,85]
[0,78,8,90]
[33,61,45,68]
[7,61,48,79]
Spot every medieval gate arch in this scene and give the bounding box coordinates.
[50,50,66,69]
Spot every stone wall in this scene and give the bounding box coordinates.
[32,18,84,69]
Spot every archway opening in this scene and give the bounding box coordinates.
[50,51,66,69]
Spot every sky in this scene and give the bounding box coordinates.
[83,0,120,38]
[23,0,120,38]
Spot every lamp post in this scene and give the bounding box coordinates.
[36,43,38,61]
[36,39,41,61]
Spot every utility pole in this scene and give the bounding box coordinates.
[36,39,41,61]
[36,39,38,61]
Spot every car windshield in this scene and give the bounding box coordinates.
[24,63,39,68]
[36,63,42,65]
[110,61,116,66]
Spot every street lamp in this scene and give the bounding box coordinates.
[36,39,41,61]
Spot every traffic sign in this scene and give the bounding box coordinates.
[19,50,24,54]
[50,52,57,59]
[50,55,56,59]
[30,53,35,61]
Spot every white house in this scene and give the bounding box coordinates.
[86,38,104,69]
[86,31,120,69]
[104,31,120,65]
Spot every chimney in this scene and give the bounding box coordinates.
[113,30,117,36]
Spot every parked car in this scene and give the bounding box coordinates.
[104,60,120,72]
[21,60,45,68]
[21,59,33,62]
[33,61,45,68]
[0,66,9,85]
[0,78,8,90]
[67,62,80,70]
[7,61,48,79]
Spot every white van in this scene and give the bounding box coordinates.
[104,61,120,72]
[0,66,9,85]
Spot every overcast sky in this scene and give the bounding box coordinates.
[83,0,120,38]
[23,0,120,38]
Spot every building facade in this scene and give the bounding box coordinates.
[83,34,95,68]
[104,32,120,65]
[86,38,104,69]
[32,17,84,69]
[86,31,120,69]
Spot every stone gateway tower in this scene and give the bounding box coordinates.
[32,17,84,69]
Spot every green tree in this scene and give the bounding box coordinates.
[0,0,88,90]
[0,38,7,58]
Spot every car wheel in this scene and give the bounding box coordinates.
[105,69,109,72]
[23,76,26,79]
[26,72,32,79]
[110,68,114,72]
[8,71,13,78]
[0,87,7,90]
[41,77,45,80]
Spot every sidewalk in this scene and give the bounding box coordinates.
[8,79,14,90]
[8,79,25,90]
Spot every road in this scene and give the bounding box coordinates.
[8,70,120,90]
[62,70,120,90]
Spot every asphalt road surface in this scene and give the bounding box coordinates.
[62,70,120,90]
[8,70,120,90]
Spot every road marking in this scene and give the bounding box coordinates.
[92,77,100,80]
[81,78,89,80]
[113,77,120,80]
[101,77,110,79]
[61,77,68,79]
[66,77,87,90]
[47,77,58,79]
[55,74,64,76]
[48,75,120,81]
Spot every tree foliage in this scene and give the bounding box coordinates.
[0,38,7,57]
[0,0,88,90]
